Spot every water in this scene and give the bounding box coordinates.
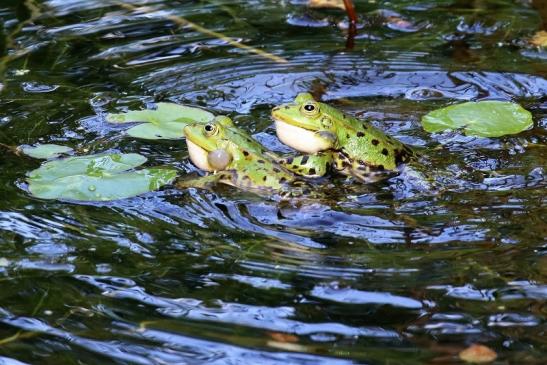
[0,0,546,364]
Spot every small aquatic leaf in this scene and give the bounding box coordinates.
[421,101,533,137]
[19,144,73,159]
[122,121,194,140]
[459,344,497,363]
[106,102,214,140]
[26,153,177,201]
[530,30,547,47]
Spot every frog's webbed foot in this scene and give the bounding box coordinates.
[278,152,332,178]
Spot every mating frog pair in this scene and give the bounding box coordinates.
[179,93,415,195]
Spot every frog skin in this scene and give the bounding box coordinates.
[178,116,312,194]
[271,93,415,181]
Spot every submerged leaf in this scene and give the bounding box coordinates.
[106,103,214,140]
[19,144,73,159]
[26,153,177,201]
[421,101,533,137]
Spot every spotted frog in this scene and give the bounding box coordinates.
[271,93,415,181]
[178,116,312,195]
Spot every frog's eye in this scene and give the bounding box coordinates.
[204,123,218,136]
[301,102,319,116]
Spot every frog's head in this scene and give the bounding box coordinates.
[184,116,234,172]
[271,93,337,153]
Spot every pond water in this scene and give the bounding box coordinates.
[0,0,546,364]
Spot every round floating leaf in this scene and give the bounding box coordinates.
[19,144,73,159]
[26,153,177,201]
[122,121,195,140]
[106,102,214,140]
[421,101,533,137]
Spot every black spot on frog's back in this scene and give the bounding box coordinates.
[357,131,365,137]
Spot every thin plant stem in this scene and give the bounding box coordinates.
[118,3,288,64]
[343,0,358,25]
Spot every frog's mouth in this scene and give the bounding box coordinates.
[186,138,214,172]
[184,126,215,172]
[273,118,335,154]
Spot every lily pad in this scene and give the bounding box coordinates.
[26,153,177,201]
[421,101,533,137]
[106,102,214,139]
[19,144,73,159]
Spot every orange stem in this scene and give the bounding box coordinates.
[343,0,358,25]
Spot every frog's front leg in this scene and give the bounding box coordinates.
[176,173,223,189]
[278,152,332,178]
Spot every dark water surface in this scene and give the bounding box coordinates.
[0,0,546,364]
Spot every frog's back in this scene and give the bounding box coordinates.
[323,103,414,171]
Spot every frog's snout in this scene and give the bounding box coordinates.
[271,106,281,117]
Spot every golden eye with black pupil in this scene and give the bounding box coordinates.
[301,102,319,116]
[204,123,218,136]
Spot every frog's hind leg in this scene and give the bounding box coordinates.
[278,152,331,178]
[175,172,225,189]
[338,153,392,183]
[349,166,391,183]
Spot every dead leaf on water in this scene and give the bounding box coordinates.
[308,0,345,11]
[459,344,498,363]
[386,16,414,31]
[530,30,547,47]
[268,332,299,343]
[267,341,309,352]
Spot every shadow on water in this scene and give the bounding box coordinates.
[0,0,546,364]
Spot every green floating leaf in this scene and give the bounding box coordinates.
[106,102,214,140]
[421,101,533,137]
[19,144,73,159]
[27,153,177,201]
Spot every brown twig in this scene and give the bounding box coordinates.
[118,3,288,64]
[0,0,42,92]
[0,142,17,153]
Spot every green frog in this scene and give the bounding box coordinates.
[178,116,313,195]
[271,93,415,181]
